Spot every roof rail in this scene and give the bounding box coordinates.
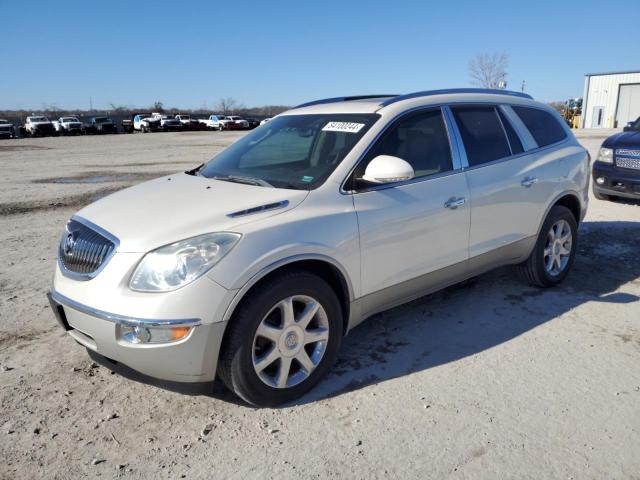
[378,88,533,108]
[295,94,399,109]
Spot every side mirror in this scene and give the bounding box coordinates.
[360,155,414,184]
[624,126,632,132]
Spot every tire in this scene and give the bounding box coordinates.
[218,270,343,407]
[517,205,578,288]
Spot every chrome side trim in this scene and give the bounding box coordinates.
[57,215,120,281]
[227,200,290,218]
[49,290,201,327]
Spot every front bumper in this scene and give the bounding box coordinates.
[48,289,227,382]
[50,254,237,382]
[592,161,640,199]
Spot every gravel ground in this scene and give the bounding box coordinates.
[0,129,639,479]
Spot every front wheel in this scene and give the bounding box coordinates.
[218,270,343,407]
[517,205,578,287]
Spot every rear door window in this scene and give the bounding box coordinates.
[511,106,567,147]
[451,106,511,166]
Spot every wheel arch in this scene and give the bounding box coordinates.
[537,190,583,237]
[222,254,354,336]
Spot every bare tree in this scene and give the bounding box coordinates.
[216,97,238,115]
[548,101,565,114]
[468,52,509,89]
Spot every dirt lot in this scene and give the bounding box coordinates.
[1,129,639,479]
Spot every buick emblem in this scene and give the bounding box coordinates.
[284,332,299,350]
[63,232,76,255]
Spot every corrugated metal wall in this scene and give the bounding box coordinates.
[582,72,640,128]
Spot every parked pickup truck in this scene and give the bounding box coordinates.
[592,116,640,201]
[151,113,182,132]
[53,116,84,135]
[133,113,162,133]
[175,114,207,131]
[228,116,250,130]
[25,116,56,136]
[0,119,16,139]
[198,114,227,130]
[121,118,134,134]
[85,116,116,134]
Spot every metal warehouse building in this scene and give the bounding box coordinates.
[582,70,640,128]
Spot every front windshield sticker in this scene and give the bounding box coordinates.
[322,121,365,133]
[301,176,314,183]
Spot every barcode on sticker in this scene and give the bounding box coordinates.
[322,122,365,133]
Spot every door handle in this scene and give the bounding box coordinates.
[521,176,539,188]
[444,197,466,209]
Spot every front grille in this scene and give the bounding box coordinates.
[616,149,640,170]
[58,219,118,279]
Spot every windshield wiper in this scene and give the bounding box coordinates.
[212,175,274,188]
[185,163,204,176]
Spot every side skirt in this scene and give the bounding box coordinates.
[347,235,536,331]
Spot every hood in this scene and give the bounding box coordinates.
[76,172,309,252]
[603,130,640,149]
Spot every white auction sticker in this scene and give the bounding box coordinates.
[322,121,365,133]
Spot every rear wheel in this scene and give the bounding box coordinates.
[517,205,578,287]
[218,270,343,407]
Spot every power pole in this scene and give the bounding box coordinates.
[521,80,526,92]
[89,96,93,111]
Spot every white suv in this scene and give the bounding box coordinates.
[48,89,589,406]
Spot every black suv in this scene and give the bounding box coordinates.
[592,116,640,201]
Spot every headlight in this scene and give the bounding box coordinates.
[597,147,613,164]
[129,232,241,292]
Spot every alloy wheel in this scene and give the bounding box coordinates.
[252,295,329,389]
[543,219,572,276]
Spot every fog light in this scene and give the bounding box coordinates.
[120,324,192,344]
[596,177,605,185]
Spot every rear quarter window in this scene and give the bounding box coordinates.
[512,106,567,147]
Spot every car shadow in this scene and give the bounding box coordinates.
[90,220,640,408]
[297,219,640,405]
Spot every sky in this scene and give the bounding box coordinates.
[1,0,638,111]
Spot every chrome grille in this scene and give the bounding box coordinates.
[616,155,640,170]
[58,218,118,279]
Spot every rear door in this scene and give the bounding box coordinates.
[449,104,550,259]
[352,107,470,307]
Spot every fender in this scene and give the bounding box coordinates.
[221,253,356,322]
[535,189,584,239]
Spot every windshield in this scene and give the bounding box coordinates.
[199,113,379,190]
[31,117,48,122]
[62,117,79,122]
[629,117,640,131]
[94,117,109,122]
